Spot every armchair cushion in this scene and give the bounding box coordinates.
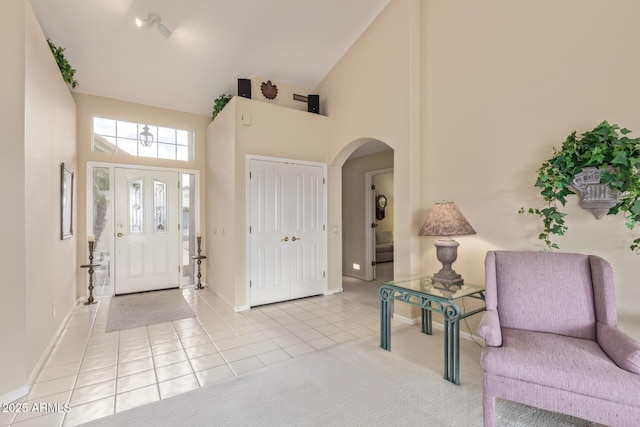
[482,328,640,408]
[598,322,640,374]
[477,310,502,347]
[493,251,596,340]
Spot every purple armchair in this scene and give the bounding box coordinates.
[477,251,640,427]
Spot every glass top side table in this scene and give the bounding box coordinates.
[379,277,486,384]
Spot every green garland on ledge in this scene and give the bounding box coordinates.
[520,121,640,253]
[211,94,233,121]
[47,38,78,88]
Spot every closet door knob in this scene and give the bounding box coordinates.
[281,237,289,242]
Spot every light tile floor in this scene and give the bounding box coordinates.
[2,282,391,427]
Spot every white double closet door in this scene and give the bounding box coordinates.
[249,158,327,306]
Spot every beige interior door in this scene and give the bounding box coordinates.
[114,168,180,295]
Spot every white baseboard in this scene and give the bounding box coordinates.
[208,287,250,312]
[234,304,251,312]
[324,288,343,296]
[0,384,29,405]
[391,314,484,344]
[392,313,418,325]
[26,298,81,385]
[343,272,366,281]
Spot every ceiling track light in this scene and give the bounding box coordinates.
[135,13,172,39]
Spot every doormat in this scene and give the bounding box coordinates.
[105,289,196,332]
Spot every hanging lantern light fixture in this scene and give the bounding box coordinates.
[139,125,154,147]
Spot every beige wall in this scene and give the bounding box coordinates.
[0,0,77,398]
[317,0,422,319]
[422,0,640,322]
[319,0,640,330]
[206,96,329,309]
[205,97,237,308]
[24,0,78,374]
[342,150,393,279]
[250,76,313,112]
[73,93,210,295]
[0,0,28,399]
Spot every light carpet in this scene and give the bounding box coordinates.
[105,289,195,332]
[81,326,600,426]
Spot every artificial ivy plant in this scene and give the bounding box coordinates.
[47,39,78,88]
[211,94,233,121]
[521,121,640,252]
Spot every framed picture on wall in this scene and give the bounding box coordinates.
[61,162,74,240]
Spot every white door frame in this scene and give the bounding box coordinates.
[364,167,393,281]
[245,154,328,307]
[86,161,201,296]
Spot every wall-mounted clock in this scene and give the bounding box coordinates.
[376,194,387,220]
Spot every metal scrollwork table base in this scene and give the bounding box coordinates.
[379,278,485,385]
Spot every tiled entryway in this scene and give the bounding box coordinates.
[2,281,389,427]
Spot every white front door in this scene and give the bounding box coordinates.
[249,159,326,306]
[114,168,180,295]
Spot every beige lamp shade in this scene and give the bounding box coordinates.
[419,202,476,286]
[419,202,476,237]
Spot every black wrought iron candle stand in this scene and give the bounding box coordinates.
[80,241,100,305]
[192,236,207,290]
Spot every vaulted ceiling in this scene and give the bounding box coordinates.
[30,0,390,116]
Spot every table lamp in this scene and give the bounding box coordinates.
[419,201,476,286]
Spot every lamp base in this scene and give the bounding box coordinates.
[432,238,464,286]
[433,270,463,286]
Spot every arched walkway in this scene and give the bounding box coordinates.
[329,138,394,302]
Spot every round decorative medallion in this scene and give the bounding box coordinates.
[261,80,278,100]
